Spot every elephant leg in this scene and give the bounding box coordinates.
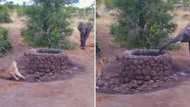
[84,31,91,47]
[81,33,86,49]
[84,34,88,47]
[80,33,83,47]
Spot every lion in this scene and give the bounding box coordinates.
[0,61,25,80]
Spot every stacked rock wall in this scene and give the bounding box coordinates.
[17,48,82,82]
[121,50,173,82]
[97,49,175,94]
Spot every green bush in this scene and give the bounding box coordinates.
[0,27,11,56]
[0,12,12,23]
[21,29,50,47]
[0,5,12,23]
[60,38,76,50]
[15,6,25,17]
[111,0,177,49]
[14,5,30,17]
[22,1,74,49]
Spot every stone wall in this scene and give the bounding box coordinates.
[17,48,82,82]
[121,50,173,82]
[97,49,176,94]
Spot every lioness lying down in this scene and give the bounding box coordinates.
[0,61,25,80]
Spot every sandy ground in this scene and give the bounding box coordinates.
[0,12,94,107]
[96,8,190,107]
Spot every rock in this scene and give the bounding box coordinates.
[16,48,83,82]
[97,49,175,94]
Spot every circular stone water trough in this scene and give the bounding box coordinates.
[97,49,177,94]
[16,48,83,82]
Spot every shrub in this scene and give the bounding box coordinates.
[111,0,177,49]
[0,5,12,23]
[0,12,11,23]
[60,38,76,50]
[15,6,26,17]
[0,27,11,56]
[22,0,76,49]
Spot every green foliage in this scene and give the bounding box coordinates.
[0,5,12,23]
[176,0,190,7]
[96,0,102,8]
[22,0,74,48]
[97,0,114,9]
[0,27,11,56]
[79,7,94,20]
[60,38,76,50]
[104,0,114,9]
[15,6,28,17]
[4,1,14,10]
[111,0,178,49]
[0,12,11,22]
[67,6,94,21]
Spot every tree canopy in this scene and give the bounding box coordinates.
[111,0,180,49]
[22,0,75,48]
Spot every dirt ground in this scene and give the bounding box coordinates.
[96,8,190,107]
[0,12,94,107]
